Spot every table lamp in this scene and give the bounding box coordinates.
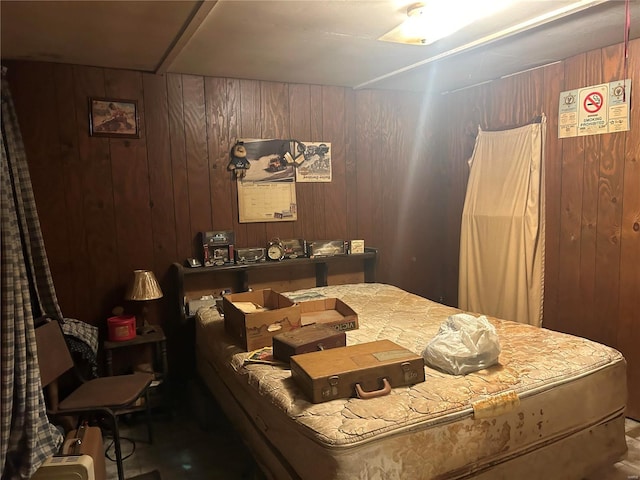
[125,269,163,334]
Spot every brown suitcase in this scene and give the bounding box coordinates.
[62,425,106,480]
[272,324,346,362]
[290,339,425,403]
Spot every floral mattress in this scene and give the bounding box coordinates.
[195,283,627,479]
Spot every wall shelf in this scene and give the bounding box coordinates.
[171,248,377,324]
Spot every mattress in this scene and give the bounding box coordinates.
[195,283,627,479]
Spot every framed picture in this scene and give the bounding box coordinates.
[89,97,139,138]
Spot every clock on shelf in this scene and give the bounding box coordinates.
[267,238,285,261]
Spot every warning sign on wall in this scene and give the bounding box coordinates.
[558,79,631,138]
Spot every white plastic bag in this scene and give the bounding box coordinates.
[422,313,501,375]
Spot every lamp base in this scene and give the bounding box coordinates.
[136,324,157,335]
[136,304,157,335]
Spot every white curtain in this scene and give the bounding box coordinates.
[459,118,545,327]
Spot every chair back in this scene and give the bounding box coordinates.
[34,320,74,387]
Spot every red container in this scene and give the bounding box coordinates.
[107,315,136,342]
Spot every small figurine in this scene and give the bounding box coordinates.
[227,141,251,178]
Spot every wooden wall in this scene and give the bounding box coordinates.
[437,38,640,418]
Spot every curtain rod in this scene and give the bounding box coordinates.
[482,114,546,132]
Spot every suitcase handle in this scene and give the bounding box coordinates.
[355,378,391,399]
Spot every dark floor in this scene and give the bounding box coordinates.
[105,383,640,480]
[105,383,263,480]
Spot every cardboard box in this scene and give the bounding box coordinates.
[290,339,425,403]
[223,289,301,351]
[299,298,359,332]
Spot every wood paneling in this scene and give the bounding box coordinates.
[182,75,211,244]
[541,61,565,330]
[6,37,639,415]
[618,39,640,420]
[323,86,347,241]
[355,89,375,245]
[558,53,586,337]
[310,85,326,241]
[166,73,192,263]
[595,44,625,348]
[378,93,398,286]
[579,49,602,342]
[53,64,88,320]
[344,89,358,241]
[142,73,178,282]
[205,77,234,231]
[289,84,314,240]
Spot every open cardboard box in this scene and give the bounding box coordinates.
[299,298,358,332]
[223,289,301,351]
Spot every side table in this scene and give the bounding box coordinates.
[103,326,169,409]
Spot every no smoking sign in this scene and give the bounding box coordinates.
[583,91,603,113]
[559,79,631,138]
[576,85,609,135]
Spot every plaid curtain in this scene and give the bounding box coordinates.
[1,68,63,479]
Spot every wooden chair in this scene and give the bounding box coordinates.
[35,319,154,480]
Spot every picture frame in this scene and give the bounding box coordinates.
[88,97,139,138]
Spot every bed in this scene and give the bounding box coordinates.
[195,283,627,479]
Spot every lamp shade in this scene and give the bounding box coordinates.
[125,270,163,301]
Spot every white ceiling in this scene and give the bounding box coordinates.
[1,0,638,93]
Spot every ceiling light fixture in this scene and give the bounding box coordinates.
[407,3,425,18]
[380,0,516,46]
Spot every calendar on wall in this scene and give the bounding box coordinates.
[237,179,297,223]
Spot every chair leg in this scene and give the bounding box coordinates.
[145,389,153,444]
[106,410,126,480]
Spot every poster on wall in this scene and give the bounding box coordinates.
[237,139,298,223]
[558,79,631,138]
[295,142,332,183]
